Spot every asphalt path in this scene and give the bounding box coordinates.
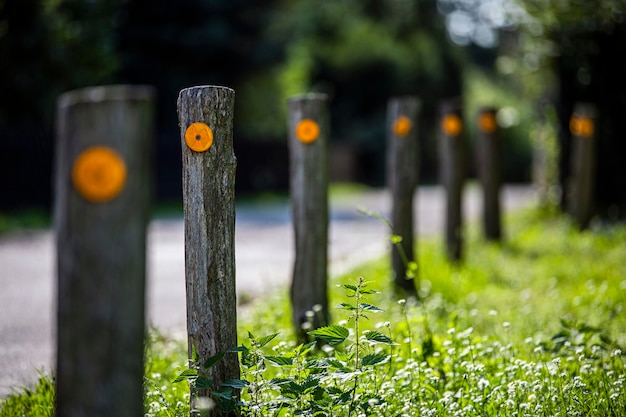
[0,184,536,397]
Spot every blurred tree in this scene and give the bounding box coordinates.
[514,0,626,219]
[268,0,465,184]
[0,0,123,210]
[116,0,283,131]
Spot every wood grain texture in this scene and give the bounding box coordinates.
[54,84,155,417]
[177,86,239,410]
[386,96,421,296]
[287,94,330,343]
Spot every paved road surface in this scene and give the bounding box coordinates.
[0,184,536,397]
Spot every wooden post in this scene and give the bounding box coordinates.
[177,86,239,414]
[476,107,502,241]
[386,96,421,297]
[438,99,466,262]
[567,102,597,230]
[287,93,330,343]
[54,85,155,417]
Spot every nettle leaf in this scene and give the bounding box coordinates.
[221,379,248,389]
[364,330,396,345]
[359,303,383,313]
[195,376,213,389]
[191,344,199,363]
[296,341,317,355]
[337,302,357,311]
[359,288,380,295]
[203,352,225,369]
[335,350,354,363]
[172,368,197,383]
[212,388,233,400]
[307,358,330,370]
[338,284,358,292]
[269,377,291,385]
[266,355,294,366]
[308,325,349,346]
[361,353,390,367]
[227,345,248,353]
[257,332,280,347]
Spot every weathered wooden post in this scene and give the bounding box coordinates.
[438,98,466,262]
[386,96,421,297]
[54,85,155,417]
[476,107,502,241]
[287,93,330,343]
[567,102,597,230]
[177,86,239,414]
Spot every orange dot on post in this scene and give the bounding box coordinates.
[478,112,497,134]
[393,115,412,137]
[295,119,320,144]
[185,122,213,152]
[570,115,594,138]
[441,114,463,137]
[72,146,127,203]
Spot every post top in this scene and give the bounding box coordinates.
[178,85,235,96]
[58,84,156,108]
[287,93,329,103]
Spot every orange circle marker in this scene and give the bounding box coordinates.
[185,122,213,152]
[441,113,463,136]
[569,115,594,138]
[295,119,320,144]
[478,112,497,134]
[393,115,412,137]
[72,146,127,203]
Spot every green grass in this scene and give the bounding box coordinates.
[2,206,625,416]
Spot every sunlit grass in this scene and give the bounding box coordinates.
[1,206,625,416]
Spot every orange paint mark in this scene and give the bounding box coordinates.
[478,111,497,134]
[393,115,412,137]
[569,115,594,138]
[72,146,127,203]
[185,122,214,152]
[441,114,463,137]
[295,119,320,144]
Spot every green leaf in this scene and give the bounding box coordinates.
[195,376,212,389]
[308,325,350,346]
[359,303,383,313]
[212,388,233,400]
[359,288,380,295]
[203,352,225,369]
[364,330,396,345]
[221,379,248,389]
[337,302,357,311]
[257,332,280,347]
[338,284,358,292]
[296,341,317,355]
[361,353,390,367]
[191,344,199,363]
[226,345,248,353]
[172,368,197,383]
[266,355,294,366]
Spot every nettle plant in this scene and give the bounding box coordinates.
[175,277,397,416]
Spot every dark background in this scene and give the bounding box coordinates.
[2,0,625,220]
